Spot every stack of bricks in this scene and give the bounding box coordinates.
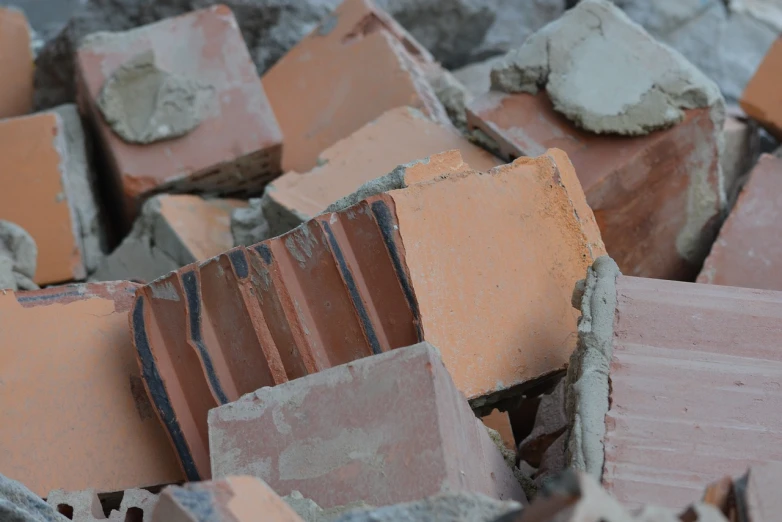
[2,0,782,519]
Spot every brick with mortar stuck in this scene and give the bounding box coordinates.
[75,5,282,228]
[698,154,782,290]
[0,105,105,285]
[0,282,183,497]
[152,476,302,522]
[261,0,449,173]
[0,7,33,119]
[208,342,526,508]
[740,37,782,141]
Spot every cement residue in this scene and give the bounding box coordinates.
[490,0,724,136]
[284,491,371,522]
[423,66,473,132]
[331,492,521,522]
[564,256,620,479]
[0,472,68,522]
[486,426,537,501]
[0,221,39,292]
[230,198,270,247]
[97,50,213,144]
[324,159,422,214]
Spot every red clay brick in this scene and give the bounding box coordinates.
[262,107,501,237]
[0,7,33,118]
[261,0,449,173]
[740,37,782,141]
[0,282,183,496]
[76,5,282,227]
[467,91,722,280]
[152,476,302,522]
[208,342,526,508]
[698,154,782,290]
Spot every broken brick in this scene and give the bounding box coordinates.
[698,154,782,291]
[151,476,303,522]
[0,7,33,119]
[256,107,501,240]
[482,410,517,453]
[468,91,722,281]
[261,0,450,173]
[92,194,245,283]
[75,5,283,227]
[0,282,183,497]
[740,37,782,141]
[208,342,526,508]
[48,488,158,522]
[0,105,105,285]
[564,257,782,509]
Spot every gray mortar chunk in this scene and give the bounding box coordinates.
[564,256,621,480]
[0,221,39,292]
[489,0,724,136]
[230,198,270,247]
[97,50,213,144]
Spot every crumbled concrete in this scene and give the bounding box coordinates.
[490,0,724,136]
[96,49,212,144]
[0,473,67,522]
[231,198,269,247]
[0,221,38,292]
[52,104,106,274]
[89,196,192,283]
[331,492,521,522]
[324,160,415,214]
[564,256,621,479]
[423,67,473,131]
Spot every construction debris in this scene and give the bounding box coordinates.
[0,7,34,119]
[0,221,38,291]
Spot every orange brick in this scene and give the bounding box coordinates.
[262,0,449,173]
[698,154,782,290]
[76,6,282,227]
[132,149,604,476]
[741,37,782,141]
[260,106,500,238]
[468,91,722,280]
[0,106,104,285]
[152,476,303,522]
[0,7,33,118]
[482,410,516,452]
[0,282,183,496]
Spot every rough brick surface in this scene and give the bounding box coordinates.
[208,342,526,508]
[261,0,449,173]
[0,282,183,496]
[152,476,302,522]
[0,107,104,285]
[698,154,782,290]
[468,91,722,280]
[76,5,282,227]
[741,37,782,140]
[48,488,158,521]
[0,7,33,119]
[255,107,500,240]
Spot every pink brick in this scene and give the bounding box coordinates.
[208,342,525,508]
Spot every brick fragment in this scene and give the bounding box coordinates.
[261,0,450,173]
[697,154,782,290]
[92,194,245,283]
[255,107,500,240]
[0,282,183,496]
[151,476,302,522]
[0,105,105,285]
[740,37,782,141]
[48,488,158,522]
[208,342,526,508]
[482,410,516,453]
[721,115,759,205]
[76,6,282,227]
[563,257,782,509]
[0,7,33,118]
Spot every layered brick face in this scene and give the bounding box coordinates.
[741,37,782,141]
[0,7,33,119]
[208,343,525,508]
[75,5,283,227]
[0,282,183,496]
[467,91,723,280]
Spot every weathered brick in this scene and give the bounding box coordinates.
[76,5,282,227]
[261,0,449,173]
[741,37,782,141]
[48,488,158,521]
[0,282,182,496]
[698,154,782,290]
[0,105,105,285]
[256,107,500,240]
[152,476,302,522]
[0,7,33,119]
[208,342,526,508]
[92,194,245,283]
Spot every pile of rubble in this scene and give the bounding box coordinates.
[1,0,781,520]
